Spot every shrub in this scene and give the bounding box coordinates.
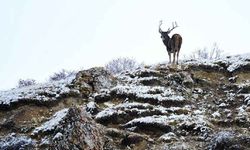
[17,79,36,88]
[105,57,143,74]
[49,69,76,81]
[188,43,223,60]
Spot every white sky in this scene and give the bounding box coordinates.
[0,0,250,90]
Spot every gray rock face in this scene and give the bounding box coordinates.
[48,107,105,150]
[0,54,250,149]
[72,67,115,96]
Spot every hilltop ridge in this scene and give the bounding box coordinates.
[0,54,250,149]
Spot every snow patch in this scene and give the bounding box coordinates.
[212,111,221,118]
[53,132,63,140]
[111,85,185,102]
[124,115,170,126]
[159,132,178,142]
[33,108,69,134]
[95,108,117,120]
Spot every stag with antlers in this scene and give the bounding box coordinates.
[159,20,182,64]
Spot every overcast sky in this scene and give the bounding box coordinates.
[0,0,250,90]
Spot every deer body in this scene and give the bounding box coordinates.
[159,21,182,64]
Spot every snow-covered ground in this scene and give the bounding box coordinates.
[183,53,250,72]
[0,75,78,107]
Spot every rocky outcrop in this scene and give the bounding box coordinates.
[72,67,115,97]
[0,54,250,149]
[0,75,80,110]
[39,107,105,150]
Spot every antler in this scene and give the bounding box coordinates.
[167,21,179,33]
[159,20,163,33]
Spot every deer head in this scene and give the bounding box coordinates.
[159,21,179,42]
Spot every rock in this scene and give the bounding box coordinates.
[122,116,172,134]
[47,107,105,150]
[212,111,221,118]
[166,73,184,85]
[207,131,245,150]
[182,75,194,88]
[93,89,111,103]
[1,120,15,130]
[72,67,115,97]
[86,101,99,115]
[159,142,191,150]
[158,132,178,143]
[218,102,227,108]
[121,134,144,146]
[133,69,163,78]
[0,133,36,150]
[104,128,149,149]
[228,76,238,83]
[32,108,70,135]
[244,95,250,106]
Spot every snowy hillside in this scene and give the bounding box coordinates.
[0,54,250,149]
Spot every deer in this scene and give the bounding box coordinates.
[159,20,182,64]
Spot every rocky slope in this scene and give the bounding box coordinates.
[0,54,250,150]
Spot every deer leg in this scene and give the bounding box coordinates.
[173,52,176,64]
[176,50,179,65]
[168,52,171,64]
